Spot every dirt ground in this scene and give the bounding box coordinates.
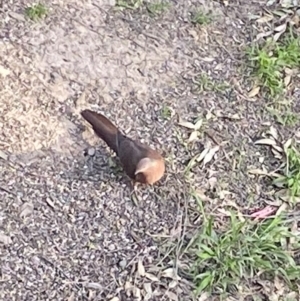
[0,0,299,300]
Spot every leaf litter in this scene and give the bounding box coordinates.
[0,0,300,300]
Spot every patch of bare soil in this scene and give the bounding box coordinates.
[0,0,299,300]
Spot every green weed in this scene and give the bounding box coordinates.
[115,0,143,10]
[247,34,300,96]
[194,73,229,93]
[273,143,300,199]
[191,10,212,25]
[146,1,169,16]
[25,3,48,21]
[188,210,300,296]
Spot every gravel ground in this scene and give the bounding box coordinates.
[1,0,299,300]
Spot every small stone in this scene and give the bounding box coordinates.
[108,244,115,251]
[87,147,96,156]
[119,259,127,268]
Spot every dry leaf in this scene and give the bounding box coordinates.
[275,23,287,32]
[0,150,8,161]
[203,146,220,166]
[178,120,196,130]
[268,126,278,140]
[276,203,287,216]
[284,75,291,87]
[256,15,273,23]
[188,131,198,142]
[67,292,75,301]
[137,259,145,276]
[143,282,152,294]
[20,202,34,218]
[272,145,283,153]
[0,65,10,77]
[169,280,177,288]
[254,138,277,146]
[273,31,284,42]
[166,291,178,301]
[0,233,12,245]
[197,148,210,163]
[46,197,55,209]
[161,268,176,279]
[283,138,292,151]
[194,119,203,130]
[86,282,102,289]
[206,111,213,120]
[247,168,269,176]
[133,287,141,300]
[255,31,273,41]
[291,14,299,26]
[145,273,159,282]
[198,292,210,301]
[248,86,260,98]
[162,268,175,279]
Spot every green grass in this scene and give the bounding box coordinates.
[194,73,229,93]
[190,10,212,25]
[146,1,169,16]
[273,143,300,199]
[25,3,48,21]
[247,33,300,96]
[160,104,172,119]
[188,211,300,297]
[267,106,299,126]
[115,0,143,10]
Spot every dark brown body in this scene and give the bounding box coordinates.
[81,109,165,185]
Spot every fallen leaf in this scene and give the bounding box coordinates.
[137,259,145,276]
[0,233,12,245]
[283,138,293,151]
[274,23,287,32]
[206,111,213,120]
[254,138,277,146]
[276,203,287,216]
[268,126,278,140]
[255,31,273,41]
[161,268,176,279]
[86,283,102,290]
[45,197,55,209]
[194,119,203,130]
[248,168,269,176]
[145,273,159,282]
[0,65,10,77]
[291,14,299,26]
[133,287,141,300]
[197,148,210,163]
[284,75,291,87]
[256,15,273,23]
[271,148,283,159]
[185,154,200,172]
[250,206,277,219]
[198,292,210,301]
[169,280,177,288]
[143,282,152,294]
[203,146,220,166]
[166,291,178,301]
[273,31,285,42]
[20,202,34,218]
[188,131,198,142]
[0,150,8,161]
[272,145,283,153]
[178,120,196,130]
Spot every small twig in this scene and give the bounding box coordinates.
[0,185,17,197]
